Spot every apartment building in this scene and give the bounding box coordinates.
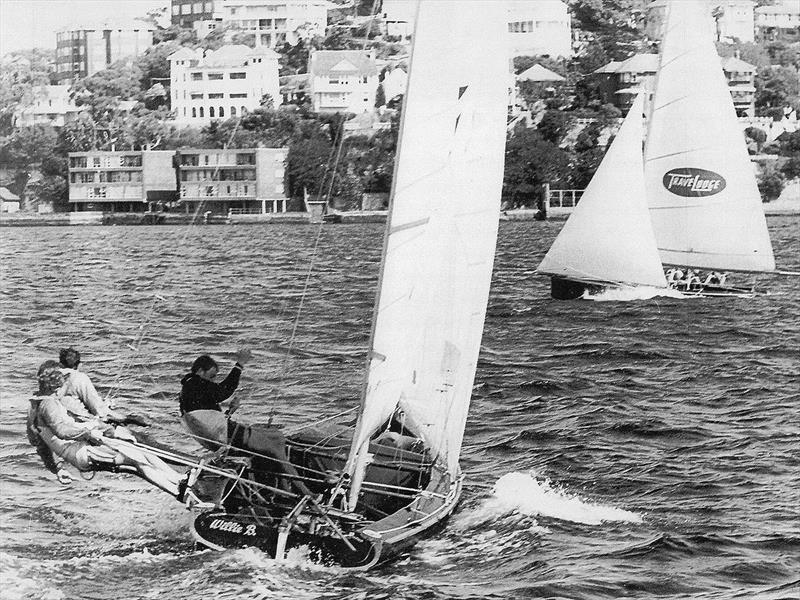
[756,1,800,42]
[222,0,331,48]
[646,0,755,43]
[14,85,85,128]
[169,44,281,127]
[593,53,757,116]
[177,147,288,214]
[68,148,288,214]
[507,0,572,58]
[172,0,220,27]
[68,151,176,212]
[55,21,154,84]
[309,50,378,114]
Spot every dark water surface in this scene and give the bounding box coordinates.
[1,219,798,600]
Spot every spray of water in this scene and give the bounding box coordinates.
[584,285,685,302]
[459,472,643,527]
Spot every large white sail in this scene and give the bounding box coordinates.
[644,0,775,272]
[537,93,666,288]
[346,1,508,483]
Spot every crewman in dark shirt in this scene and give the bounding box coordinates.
[179,348,312,497]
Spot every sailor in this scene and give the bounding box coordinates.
[684,269,701,290]
[179,349,312,497]
[667,268,684,288]
[28,360,183,496]
[58,347,149,427]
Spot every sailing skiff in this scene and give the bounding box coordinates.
[180,0,509,568]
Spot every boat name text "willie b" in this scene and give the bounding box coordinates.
[209,518,257,536]
[663,168,726,197]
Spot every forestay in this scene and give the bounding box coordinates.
[346,0,508,483]
[644,0,775,272]
[537,93,666,288]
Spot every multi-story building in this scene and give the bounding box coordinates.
[177,147,288,214]
[14,85,86,128]
[68,151,176,212]
[55,21,154,84]
[646,0,755,43]
[309,50,378,114]
[169,44,281,127]
[67,148,289,214]
[755,1,800,42]
[222,0,331,48]
[382,0,571,57]
[171,0,220,28]
[507,0,572,58]
[593,52,757,116]
[721,55,757,116]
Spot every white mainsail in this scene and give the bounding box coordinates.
[346,1,508,487]
[537,93,666,288]
[644,0,775,272]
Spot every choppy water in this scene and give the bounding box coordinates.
[1,219,798,600]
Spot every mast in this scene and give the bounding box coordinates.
[537,93,666,288]
[644,0,775,272]
[345,0,508,504]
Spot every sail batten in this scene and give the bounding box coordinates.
[644,0,775,272]
[346,0,508,487]
[538,93,666,289]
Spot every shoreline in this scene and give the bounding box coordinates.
[1,206,797,227]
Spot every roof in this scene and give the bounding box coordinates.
[721,56,757,72]
[0,187,20,201]
[615,53,659,74]
[593,60,621,74]
[310,50,378,77]
[170,44,279,67]
[169,47,200,61]
[756,1,799,16]
[517,64,565,82]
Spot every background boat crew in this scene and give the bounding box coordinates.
[28,361,183,495]
[179,349,312,497]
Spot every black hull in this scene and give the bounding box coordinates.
[186,426,461,569]
[550,277,604,300]
[670,283,761,297]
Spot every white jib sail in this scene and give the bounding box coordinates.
[537,93,667,288]
[346,0,509,484]
[644,0,775,272]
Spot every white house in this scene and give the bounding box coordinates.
[756,0,800,41]
[507,0,572,58]
[222,0,332,47]
[309,50,378,114]
[14,85,86,128]
[169,44,281,127]
[382,0,572,57]
[647,0,755,43]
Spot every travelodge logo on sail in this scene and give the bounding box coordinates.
[663,168,726,197]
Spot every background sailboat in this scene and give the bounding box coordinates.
[538,93,667,299]
[185,0,509,568]
[645,0,776,282]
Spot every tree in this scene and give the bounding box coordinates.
[27,175,68,210]
[135,42,181,94]
[56,113,99,152]
[757,167,785,202]
[745,126,768,153]
[755,65,800,112]
[780,157,800,180]
[503,128,570,206]
[286,133,334,199]
[537,110,573,145]
[375,83,386,108]
[0,125,58,167]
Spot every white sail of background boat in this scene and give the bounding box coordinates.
[644,0,776,274]
[178,0,510,568]
[537,93,667,299]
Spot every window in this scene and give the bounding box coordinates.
[230,72,246,79]
[70,156,87,168]
[191,93,203,99]
[192,107,197,117]
[219,106,224,117]
[208,93,223,99]
[236,153,255,165]
[208,73,223,80]
[121,155,142,167]
[92,157,101,167]
[191,72,203,80]
[205,185,216,196]
[231,106,237,117]
[181,154,199,166]
[209,106,215,117]
[199,107,204,117]
[230,93,247,98]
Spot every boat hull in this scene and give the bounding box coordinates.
[550,277,604,300]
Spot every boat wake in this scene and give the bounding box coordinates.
[584,286,684,302]
[457,472,643,527]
